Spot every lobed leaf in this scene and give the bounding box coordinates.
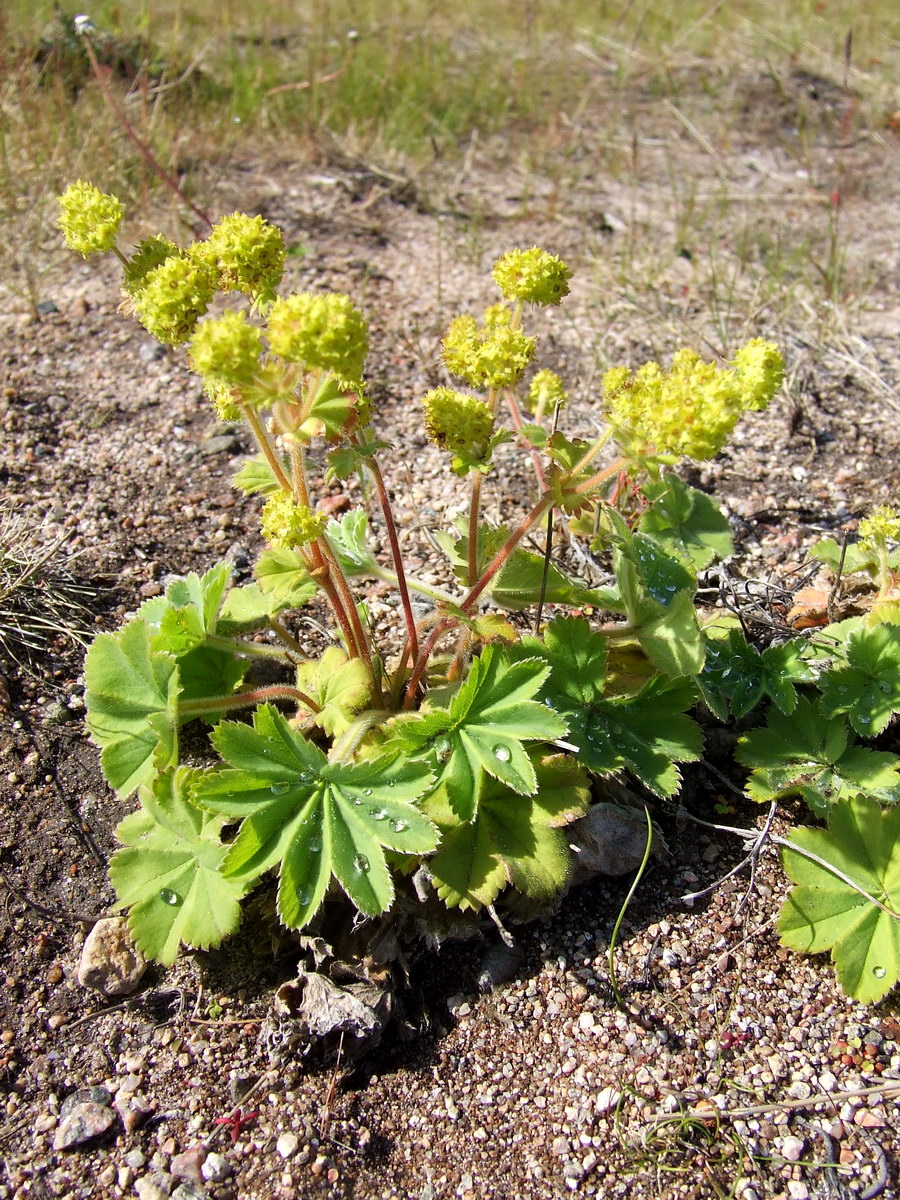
[398,645,568,822]
[193,705,437,929]
[84,618,180,799]
[779,795,900,1003]
[426,754,591,909]
[639,473,733,569]
[699,624,814,720]
[817,623,900,736]
[110,768,243,964]
[737,696,900,815]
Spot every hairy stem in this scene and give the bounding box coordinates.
[204,634,291,662]
[242,405,292,492]
[361,446,420,664]
[178,684,320,717]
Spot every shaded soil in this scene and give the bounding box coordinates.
[1,63,900,1200]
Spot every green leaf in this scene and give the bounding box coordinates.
[110,768,243,964]
[294,646,372,737]
[435,523,609,612]
[737,696,900,815]
[254,547,318,605]
[398,645,567,822]
[193,705,437,929]
[85,619,180,799]
[613,527,704,676]
[426,754,591,910]
[639,473,733,569]
[326,509,382,578]
[232,455,280,495]
[809,537,900,579]
[818,624,900,736]
[325,437,389,483]
[138,564,249,714]
[699,625,814,719]
[779,795,900,1003]
[217,583,287,633]
[523,615,608,706]
[556,674,703,798]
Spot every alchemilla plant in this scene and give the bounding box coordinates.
[60,183,900,1003]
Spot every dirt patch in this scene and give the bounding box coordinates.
[1,65,899,1200]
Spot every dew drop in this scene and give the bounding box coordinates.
[299,890,312,907]
[158,888,181,907]
[308,835,322,852]
[270,781,291,795]
[371,808,388,821]
[352,798,364,806]
[493,744,511,763]
[873,965,887,979]
[363,787,373,796]
[353,854,369,873]
[387,780,395,787]
[390,818,408,833]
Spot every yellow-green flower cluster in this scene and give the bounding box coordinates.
[189,310,263,390]
[492,247,572,307]
[122,236,179,296]
[57,181,124,257]
[859,505,900,549]
[196,213,285,305]
[260,493,327,549]
[604,342,783,461]
[131,253,217,346]
[733,338,785,410]
[422,388,494,460]
[267,293,368,378]
[442,306,535,390]
[526,369,568,415]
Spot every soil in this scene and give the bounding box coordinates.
[1,66,900,1200]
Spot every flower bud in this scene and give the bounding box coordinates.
[196,213,286,305]
[732,339,785,411]
[131,253,217,345]
[491,247,572,306]
[58,181,124,257]
[422,388,494,460]
[122,235,180,296]
[260,493,327,549]
[189,310,263,390]
[442,307,535,390]
[267,293,368,378]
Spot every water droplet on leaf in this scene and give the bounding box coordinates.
[390,818,408,833]
[372,808,388,821]
[353,854,369,873]
[493,745,511,763]
[159,888,181,907]
[873,965,887,979]
[363,788,373,796]
[270,782,291,795]
[308,835,321,852]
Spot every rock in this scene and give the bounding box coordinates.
[780,1135,805,1161]
[201,435,242,457]
[135,1174,173,1200]
[200,1152,231,1182]
[276,1132,299,1159]
[568,802,663,883]
[78,917,146,996]
[61,1087,112,1116]
[139,341,167,364]
[171,1144,208,1183]
[477,941,525,992]
[172,1185,207,1200]
[53,1101,117,1150]
[595,1087,621,1114]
